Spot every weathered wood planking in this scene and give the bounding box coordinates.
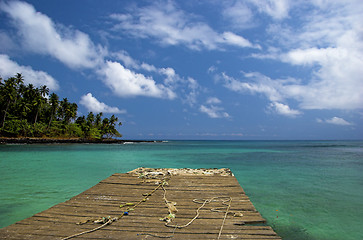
[0,172,281,239]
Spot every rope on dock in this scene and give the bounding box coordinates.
[164,196,234,239]
[61,177,168,240]
[62,172,243,239]
[218,197,232,239]
[153,183,238,239]
[61,217,116,240]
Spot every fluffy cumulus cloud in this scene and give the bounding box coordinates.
[113,50,140,69]
[99,61,176,99]
[268,102,301,117]
[0,1,104,69]
[221,67,363,114]
[253,1,363,110]
[80,93,126,114]
[1,2,191,101]
[219,1,363,113]
[111,50,202,105]
[109,1,258,50]
[0,54,59,90]
[317,117,354,126]
[281,47,363,109]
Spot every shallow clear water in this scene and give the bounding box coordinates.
[0,140,362,239]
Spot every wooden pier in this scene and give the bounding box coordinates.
[0,168,281,239]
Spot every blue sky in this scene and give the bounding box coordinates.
[0,0,362,140]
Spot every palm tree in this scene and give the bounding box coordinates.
[69,103,78,122]
[22,84,36,123]
[100,115,122,139]
[48,93,59,128]
[1,77,17,128]
[58,98,69,123]
[12,74,25,111]
[86,112,95,126]
[33,88,43,124]
[39,85,49,98]
[95,112,103,128]
[59,98,78,123]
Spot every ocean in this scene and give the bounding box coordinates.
[0,140,362,239]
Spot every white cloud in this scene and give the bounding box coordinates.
[1,1,203,105]
[206,97,222,105]
[280,51,363,110]
[0,54,59,90]
[0,1,104,69]
[269,102,302,117]
[109,1,257,50]
[159,67,177,85]
[283,47,348,66]
[247,1,363,110]
[317,117,354,126]
[250,0,290,20]
[221,32,261,49]
[80,93,126,114]
[208,66,217,74]
[222,72,284,102]
[222,72,303,117]
[182,77,201,107]
[199,97,230,119]
[113,50,139,69]
[200,105,230,119]
[222,2,254,29]
[111,51,203,105]
[222,69,363,111]
[99,61,176,99]
[141,63,158,72]
[113,51,161,73]
[282,48,363,112]
[220,0,290,30]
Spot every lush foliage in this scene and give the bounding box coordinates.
[0,74,122,139]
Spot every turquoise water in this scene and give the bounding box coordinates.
[0,141,362,239]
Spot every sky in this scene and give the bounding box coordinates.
[0,0,362,140]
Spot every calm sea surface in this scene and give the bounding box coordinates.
[0,140,362,239]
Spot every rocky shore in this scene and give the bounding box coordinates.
[128,167,234,177]
[0,137,161,144]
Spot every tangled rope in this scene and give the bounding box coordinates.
[62,174,243,240]
[151,183,241,239]
[164,196,234,239]
[61,178,168,240]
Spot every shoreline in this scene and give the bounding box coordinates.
[0,137,161,144]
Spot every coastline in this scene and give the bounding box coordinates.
[0,137,161,144]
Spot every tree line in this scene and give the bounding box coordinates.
[0,73,122,139]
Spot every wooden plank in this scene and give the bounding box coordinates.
[0,169,281,239]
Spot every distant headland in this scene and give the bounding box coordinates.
[0,137,161,144]
[1,74,123,141]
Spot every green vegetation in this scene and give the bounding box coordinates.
[0,73,122,139]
